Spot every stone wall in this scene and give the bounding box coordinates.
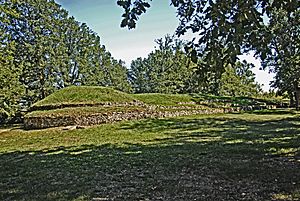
[24,107,241,129]
[30,100,145,111]
[24,102,279,129]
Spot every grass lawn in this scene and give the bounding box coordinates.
[0,110,299,200]
[33,86,136,107]
[132,93,194,106]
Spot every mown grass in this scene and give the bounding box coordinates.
[32,86,287,109]
[132,93,194,106]
[0,111,299,200]
[30,86,287,120]
[191,94,288,106]
[132,93,285,107]
[33,86,136,107]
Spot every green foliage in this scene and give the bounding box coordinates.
[129,35,200,94]
[219,61,262,97]
[129,36,262,96]
[260,9,300,108]
[118,0,299,98]
[0,1,23,120]
[118,0,299,63]
[0,0,131,121]
[0,39,25,120]
[117,0,150,29]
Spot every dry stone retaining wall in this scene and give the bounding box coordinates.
[30,101,145,111]
[24,107,242,129]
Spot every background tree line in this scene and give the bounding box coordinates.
[118,0,300,108]
[129,35,262,96]
[0,0,131,120]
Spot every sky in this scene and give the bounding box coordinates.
[56,0,274,91]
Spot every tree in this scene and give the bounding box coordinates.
[129,35,196,93]
[220,61,262,97]
[261,9,300,108]
[0,0,132,121]
[0,0,25,121]
[3,0,71,102]
[129,35,260,95]
[118,0,298,58]
[118,0,299,96]
[0,41,25,121]
[3,0,131,90]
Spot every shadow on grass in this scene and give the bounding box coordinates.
[0,114,299,201]
[243,109,298,115]
[0,124,22,130]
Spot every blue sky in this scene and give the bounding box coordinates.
[56,0,273,91]
[56,0,178,64]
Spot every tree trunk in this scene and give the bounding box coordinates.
[294,82,300,110]
[295,92,299,110]
[289,92,295,107]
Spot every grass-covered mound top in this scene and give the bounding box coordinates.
[32,86,137,110]
[132,93,195,106]
[32,86,287,110]
[190,94,288,107]
[133,93,287,108]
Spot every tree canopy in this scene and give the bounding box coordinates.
[0,0,131,120]
[220,61,262,97]
[129,35,196,93]
[261,8,300,108]
[118,0,300,106]
[118,0,298,59]
[129,35,261,96]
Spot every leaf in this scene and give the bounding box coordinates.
[191,49,198,63]
[117,1,127,7]
[143,2,151,8]
[120,18,128,28]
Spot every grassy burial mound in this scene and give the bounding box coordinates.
[25,86,148,129]
[24,86,285,129]
[31,86,139,110]
[24,87,224,129]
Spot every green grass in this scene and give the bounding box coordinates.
[132,93,195,106]
[29,86,287,120]
[32,86,287,110]
[33,86,136,107]
[191,93,287,106]
[26,90,212,121]
[0,111,299,200]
